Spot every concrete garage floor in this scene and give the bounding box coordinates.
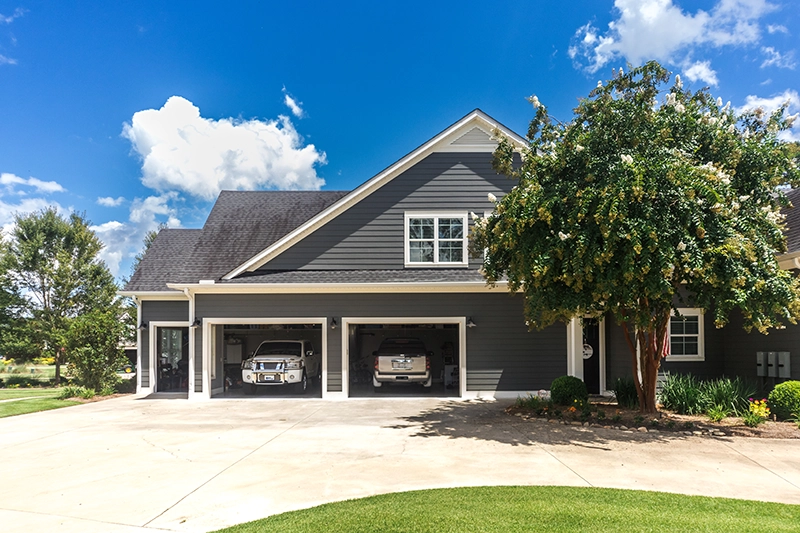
[1,396,799,533]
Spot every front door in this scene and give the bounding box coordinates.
[582,319,600,394]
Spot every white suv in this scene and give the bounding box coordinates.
[373,337,432,390]
[241,340,320,394]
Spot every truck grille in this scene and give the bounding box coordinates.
[256,362,282,371]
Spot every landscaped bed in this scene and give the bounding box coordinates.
[509,375,800,439]
[211,486,800,533]
[506,399,800,439]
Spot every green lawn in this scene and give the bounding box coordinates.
[0,388,61,400]
[0,397,80,418]
[213,486,800,533]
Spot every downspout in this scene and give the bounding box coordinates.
[183,288,197,399]
[133,295,142,394]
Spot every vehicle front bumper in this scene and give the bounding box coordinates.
[242,369,303,385]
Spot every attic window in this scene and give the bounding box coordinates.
[404,213,468,267]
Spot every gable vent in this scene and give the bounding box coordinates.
[450,127,495,145]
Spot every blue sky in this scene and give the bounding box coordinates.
[0,0,798,278]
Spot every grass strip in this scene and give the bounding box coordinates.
[213,486,800,533]
[0,397,81,418]
[0,388,61,400]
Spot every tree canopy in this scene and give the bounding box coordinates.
[473,61,800,412]
[0,208,119,385]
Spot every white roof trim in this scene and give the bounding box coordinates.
[223,109,526,280]
[167,281,507,294]
[118,290,189,301]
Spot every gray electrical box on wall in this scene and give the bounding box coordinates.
[768,352,778,377]
[777,352,791,378]
[756,352,766,377]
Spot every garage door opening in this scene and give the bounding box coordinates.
[212,322,323,399]
[347,322,461,398]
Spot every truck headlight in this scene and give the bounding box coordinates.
[285,361,301,369]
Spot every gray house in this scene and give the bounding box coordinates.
[122,109,799,400]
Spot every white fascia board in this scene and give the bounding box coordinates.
[222,110,526,280]
[167,281,508,294]
[117,290,189,301]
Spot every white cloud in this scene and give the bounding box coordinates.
[683,60,719,86]
[0,7,25,24]
[569,0,777,74]
[767,24,788,34]
[735,89,800,142]
[122,96,326,201]
[97,196,125,207]
[761,46,797,69]
[0,198,69,240]
[0,173,66,194]
[282,88,305,118]
[91,194,182,277]
[0,55,16,66]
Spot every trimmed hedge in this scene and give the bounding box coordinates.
[550,375,588,406]
[768,381,800,420]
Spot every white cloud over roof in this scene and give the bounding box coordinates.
[122,96,326,201]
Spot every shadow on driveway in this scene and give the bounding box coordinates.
[386,399,694,449]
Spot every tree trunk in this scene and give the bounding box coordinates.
[622,310,670,414]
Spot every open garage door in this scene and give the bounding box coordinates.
[347,321,461,398]
[211,322,323,398]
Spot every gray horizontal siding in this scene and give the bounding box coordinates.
[262,152,514,271]
[451,127,494,145]
[195,292,566,393]
[721,310,800,382]
[140,301,189,388]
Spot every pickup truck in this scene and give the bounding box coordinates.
[241,340,320,394]
[373,337,432,390]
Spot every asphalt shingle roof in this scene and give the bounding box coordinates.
[124,190,348,292]
[227,269,489,284]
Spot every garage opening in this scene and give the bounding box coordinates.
[212,323,323,398]
[348,322,461,398]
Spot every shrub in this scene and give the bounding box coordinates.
[65,309,126,393]
[611,376,638,409]
[699,377,755,416]
[707,404,730,422]
[550,376,588,406]
[660,374,703,414]
[33,356,56,365]
[768,381,800,420]
[4,375,40,388]
[58,385,94,400]
[115,378,137,394]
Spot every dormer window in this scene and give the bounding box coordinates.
[404,213,468,267]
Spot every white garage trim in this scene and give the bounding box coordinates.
[340,317,467,398]
[199,317,327,400]
[145,321,190,395]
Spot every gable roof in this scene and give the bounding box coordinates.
[123,190,347,292]
[222,109,526,279]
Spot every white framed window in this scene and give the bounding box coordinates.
[668,308,704,361]
[404,212,468,267]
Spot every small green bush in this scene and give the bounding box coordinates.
[707,404,730,422]
[742,411,765,428]
[115,378,137,394]
[660,374,703,414]
[58,385,94,400]
[611,376,638,409]
[550,376,588,406]
[4,375,40,388]
[768,381,800,420]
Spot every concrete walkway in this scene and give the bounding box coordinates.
[0,395,798,533]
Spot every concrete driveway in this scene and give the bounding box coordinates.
[1,395,799,533]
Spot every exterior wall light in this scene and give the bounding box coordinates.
[330,317,338,330]
[467,317,477,328]
[190,318,202,329]
[137,321,148,330]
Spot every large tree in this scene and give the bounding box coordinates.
[473,61,800,413]
[1,208,119,384]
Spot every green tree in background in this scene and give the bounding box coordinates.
[1,208,119,386]
[473,61,800,413]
